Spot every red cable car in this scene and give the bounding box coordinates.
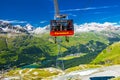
[50,0,74,43]
[50,19,74,36]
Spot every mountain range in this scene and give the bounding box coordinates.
[0,21,120,34]
[0,21,120,70]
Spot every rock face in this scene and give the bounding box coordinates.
[0,21,28,34]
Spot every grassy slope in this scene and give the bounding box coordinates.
[0,31,119,69]
[58,32,109,68]
[0,34,59,68]
[3,68,63,80]
[62,32,109,47]
[0,37,7,50]
[91,42,120,65]
[40,32,109,46]
[112,77,120,80]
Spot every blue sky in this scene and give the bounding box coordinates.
[0,0,120,27]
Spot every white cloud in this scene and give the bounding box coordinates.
[0,19,27,24]
[31,22,120,34]
[75,22,120,32]
[92,12,107,14]
[68,13,77,17]
[72,15,77,17]
[40,20,48,24]
[60,5,118,12]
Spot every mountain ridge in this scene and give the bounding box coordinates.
[1,21,120,35]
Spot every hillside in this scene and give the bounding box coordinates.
[2,68,63,80]
[91,42,120,65]
[0,30,120,70]
[0,34,59,69]
[34,32,108,69]
[0,37,7,51]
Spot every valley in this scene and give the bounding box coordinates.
[0,21,120,80]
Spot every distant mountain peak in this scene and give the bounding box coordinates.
[25,24,33,31]
[32,25,49,34]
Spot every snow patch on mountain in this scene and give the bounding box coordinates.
[14,25,23,29]
[32,25,49,34]
[24,24,33,31]
[0,21,28,33]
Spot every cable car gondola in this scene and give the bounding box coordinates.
[50,0,74,43]
[50,19,74,36]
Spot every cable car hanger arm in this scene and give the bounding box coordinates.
[54,0,67,19]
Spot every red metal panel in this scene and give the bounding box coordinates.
[50,30,74,36]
